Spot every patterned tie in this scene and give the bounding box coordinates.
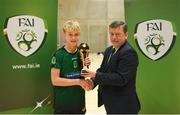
[107,48,116,63]
[99,48,116,94]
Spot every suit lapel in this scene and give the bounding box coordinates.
[104,53,115,72]
[103,47,114,72]
[103,42,127,72]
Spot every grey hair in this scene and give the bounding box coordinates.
[109,21,127,33]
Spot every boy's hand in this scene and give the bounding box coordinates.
[84,57,91,66]
[79,79,94,91]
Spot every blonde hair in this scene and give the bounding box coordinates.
[63,20,80,32]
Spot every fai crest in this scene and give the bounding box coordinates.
[3,15,48,57]
[134,19,176,61]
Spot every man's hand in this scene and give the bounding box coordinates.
[81,70,96,78]
[85,79,94,91]
[79,79,94,91]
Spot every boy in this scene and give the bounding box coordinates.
[51,20,90,114]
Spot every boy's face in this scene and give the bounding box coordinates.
[64,29,80,47]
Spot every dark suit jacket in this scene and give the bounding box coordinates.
[93,41,141,114]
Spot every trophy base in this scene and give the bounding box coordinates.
[81,69,88,74]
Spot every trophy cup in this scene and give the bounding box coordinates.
[78,43,90,74]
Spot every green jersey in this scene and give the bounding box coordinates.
[51,46,85,112]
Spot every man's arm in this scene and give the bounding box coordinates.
[83,50,138,87]
[94,50,138,86]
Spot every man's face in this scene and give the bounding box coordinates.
[64,29,80,47]
[109,26,128,48]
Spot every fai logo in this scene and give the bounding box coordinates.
[3,15,48,57]
[134,19,176,61]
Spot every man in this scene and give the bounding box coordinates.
[50,20,91,114]
[82,21,141,114]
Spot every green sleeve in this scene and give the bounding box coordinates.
[50,53,62,69]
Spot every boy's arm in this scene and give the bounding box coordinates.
[51,68,90,90]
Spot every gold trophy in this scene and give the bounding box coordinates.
[79,43,90,74]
